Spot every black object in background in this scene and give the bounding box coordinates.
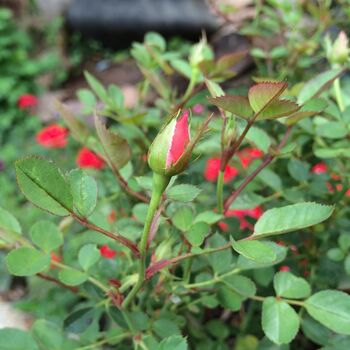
[66,0,218,48]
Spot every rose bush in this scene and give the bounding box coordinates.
[0,8,350,350]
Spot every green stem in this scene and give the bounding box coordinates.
[216,170,225,214]
[183,256,193,283]
[333,78,345,112]
[122,173,170,308]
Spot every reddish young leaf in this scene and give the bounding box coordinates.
[258,99,300,120]
[208,95,253,119]
[248,81,288,113]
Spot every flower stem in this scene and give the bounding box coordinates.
[333,78,345,112]
[122,173,170,308]
[216,170,225,214]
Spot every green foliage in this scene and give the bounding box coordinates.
[253,203,334,238]
[2,10,350,349]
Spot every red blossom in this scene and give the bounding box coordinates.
[311,162,328,174]
[107,210,117,223]
[279,266,290,272]
[238,148,263,169]
[166,111,190,168]
[17,94,38,110]
[219,206,263,230]
[36,124,68,148]
[99,244,116,259]
[193,103,204,114]
[204,157,239,183]
[76,147,105,169]
[50,252,61,269]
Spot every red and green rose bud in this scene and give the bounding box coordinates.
[326,31,349,66]
[148,110,191,177]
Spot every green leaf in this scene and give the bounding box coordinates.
[248,81,288,113]
[298,69,343,104]
[262,297,300,345]
[6,247,50,276]
[31,319,64,350]
[68,169,97,218]
[94,115,131,169]
[15,157,73,216]
[58,268,88,286]
[258,99,300,120]
[0,328,39,350]
[345,255,350,275]
[55,101,90,143]
[218,284,244,311]
[84,71,109,102]
[327,248,345,262]
[30,221,63,253]
[254,202,334,238]
[64,307,95,333]
[76,89,97,114]
[273,272,311,299]
[205,78,225,98]
[221,274,256,299]
[172,207,194,231]
[245,126,271,153]
[193,211,223,225]
[316,122,348,139]
[0,206,21,234]
[231,239,276,263]
[167,184,201,202]
[186,222,210,247]
[206,320,229,340]
[153,319,181,338]
[207,233,233,274]
[258,168,282,191]
[208,95,253,119]
[157,335,187,350]
[287,159,310,182]
[305,290,350,334]
[236,242,287,270]
[78,244,100,271]
[108,84,124,109]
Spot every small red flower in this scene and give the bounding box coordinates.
[346,189,350,197]
[238,148,263,169]
[100,244,116,259]
[36,124,68,148]
[107,210,117,223]
[76,147,105,169]
[50,252,61,269]
[204,158,239,183]
[311,162,327,174]
[193,103,204,114]
[219,206,263,230]
[17,94,38,110]
[279,266,290,272]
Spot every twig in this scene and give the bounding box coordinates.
[71,213,140,258]
[223,125,293,212]
[37,273,78,293]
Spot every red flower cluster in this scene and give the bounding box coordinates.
[36,124,68,148]
[219,206,263,231]
[50,252,61,269]
[238,148,264,169]
[311,162,327,174]
[204,158,239,183]
[99,244,116,259]
[17,94,38,110]
[76,147,105,169]
[311,162,350,197]
[204,148,263,183]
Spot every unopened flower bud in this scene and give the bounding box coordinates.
[148,110,191,177]
[327,31,349,66]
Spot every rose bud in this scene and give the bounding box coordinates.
[148,110,191,177]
